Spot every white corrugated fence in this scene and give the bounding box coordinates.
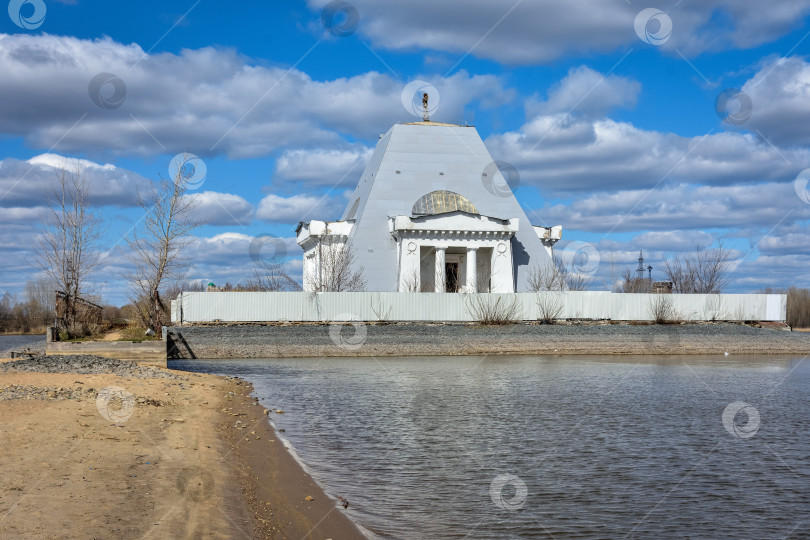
[170,292,786,323]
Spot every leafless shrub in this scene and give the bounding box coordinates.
[465,294,522,325]
[370,293,392,322]
[536,292,564,324]
[648,294,677,324]
[703,294,727,321]
[305,240,367,292]
[663,243,732,294]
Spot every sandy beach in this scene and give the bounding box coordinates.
[0,356,363,539]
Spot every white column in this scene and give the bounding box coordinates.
[466,247,478,293]
[435,246,446,293]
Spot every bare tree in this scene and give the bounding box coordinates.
[528,253,591,292]
[305,240,366,292]
[37,161,103,336]
[241,266,301,291]
[565,269,592,292]
[528,259,565,292]
[619,267,652,293]
[663,243,732,294]
[24,278,57,328]
[126,153,204,331]
[399,268,421,292]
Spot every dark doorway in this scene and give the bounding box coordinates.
[445,262,459,293]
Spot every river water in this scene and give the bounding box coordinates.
[0,334,44,351]
[172,355,808,539]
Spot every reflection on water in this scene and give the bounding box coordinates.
[171,355,810,539]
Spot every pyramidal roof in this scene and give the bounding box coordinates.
[340,121,553,292]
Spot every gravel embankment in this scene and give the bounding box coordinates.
[0,354,185,379]
[0,354,188,403]
[167,322,810,358]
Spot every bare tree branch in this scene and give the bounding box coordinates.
[240,266,301,292]
[619,267,652,293]
[126,152,205,330]
[305,240,366,292]
[528,253,591,292]
[663,243,732,294]
[36,160,103,336]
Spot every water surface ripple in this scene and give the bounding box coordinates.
[171,355,810,539]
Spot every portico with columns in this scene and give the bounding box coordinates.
[389,213,519,293]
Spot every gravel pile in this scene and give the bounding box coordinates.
[0,354,185,379]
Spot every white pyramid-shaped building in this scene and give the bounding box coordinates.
[296,120,561,293]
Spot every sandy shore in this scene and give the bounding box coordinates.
[0,356,363,539]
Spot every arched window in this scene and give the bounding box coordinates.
[412,190,478,216]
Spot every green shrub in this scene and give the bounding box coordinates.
[120,325,158,342]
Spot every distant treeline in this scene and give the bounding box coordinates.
[0,279,54,334]
[0,279,125,334]
[760,287,810,328]
[787,287,810,328]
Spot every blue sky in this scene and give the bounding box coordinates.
[2,0,810,305]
